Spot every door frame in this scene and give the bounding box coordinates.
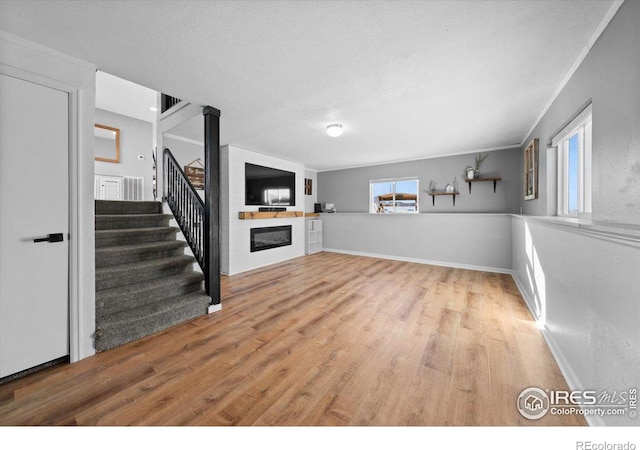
[0,64,83,363]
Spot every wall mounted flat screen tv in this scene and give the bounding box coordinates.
[245,163,296,206]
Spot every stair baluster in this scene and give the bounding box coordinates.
[163,148,208,296]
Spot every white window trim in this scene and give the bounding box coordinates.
[553,104,592,217]
[370,177,420,214]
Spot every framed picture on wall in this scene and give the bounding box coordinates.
[305,178,312,196]
[524,138,538,200]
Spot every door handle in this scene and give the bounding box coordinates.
[33,233,64,243]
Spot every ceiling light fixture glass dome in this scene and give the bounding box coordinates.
[326,124,343,137]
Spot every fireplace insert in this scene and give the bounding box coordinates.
[250,225,292,252]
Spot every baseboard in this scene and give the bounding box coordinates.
[322,248,512,275]
[510,272,601,426]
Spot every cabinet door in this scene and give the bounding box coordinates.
[96,175,123,200]
[102,178,122,200]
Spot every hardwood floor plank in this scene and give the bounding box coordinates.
[447,331,492,426]
[0,253,586,426]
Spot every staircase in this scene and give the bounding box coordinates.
[94,200,210,352]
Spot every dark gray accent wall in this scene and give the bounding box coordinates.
[317,148,521,213]
[521,0,640,225]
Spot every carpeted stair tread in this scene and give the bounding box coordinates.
[96,226,177,236]
[95,240,186,267]
[95,291,211,352]
[97,271,205,316]
[96,254,195,277]
[95,214,172,230]
[95,226,178,247]
[96,255,196,291]
[95,200,162,215]
[94,199,209,352]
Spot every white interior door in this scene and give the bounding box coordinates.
[0,73,70,378]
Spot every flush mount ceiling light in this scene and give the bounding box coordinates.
[326,124,343,137]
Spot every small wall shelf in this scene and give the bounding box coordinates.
[428,192,460,206]
[464,177,502,194]
[239,211,304,220]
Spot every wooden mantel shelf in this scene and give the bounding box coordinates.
[239,211,304,220]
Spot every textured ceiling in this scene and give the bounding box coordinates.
[0,0,615,171]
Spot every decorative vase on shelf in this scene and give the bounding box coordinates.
[445,183,454,193]
[474,169,480,179]
[466,168,475,180]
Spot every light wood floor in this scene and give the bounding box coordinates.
[0,252,585,426]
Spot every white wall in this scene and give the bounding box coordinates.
[0,31,96,361]
[95,108,154,201]
[304,168,318,213]
[511,216,640,426]
[321,213,512,272]
[221,145,305,275]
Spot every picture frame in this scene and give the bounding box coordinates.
[524,138,538,200]
[94,123,120,163]
[184,158,205,189]
[305,178,313,195]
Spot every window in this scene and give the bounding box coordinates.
[370,178,419,213]
[264,188,291,205]
[553,104,592,217]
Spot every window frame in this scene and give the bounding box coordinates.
[369,177,420,214]
[552,104,592,217]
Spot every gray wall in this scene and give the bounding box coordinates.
[322,213,512,272]
[318,148,521,213]
[511,216,640,426]
[163,136,204,172]
[162,136,205,200]
[521,0,640,225]
[95,108,154,201]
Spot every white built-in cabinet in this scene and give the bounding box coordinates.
[94,175,144,201]
[306,219,322,255]
[95,175,123,200]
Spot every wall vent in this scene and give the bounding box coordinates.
[123,176,144,201]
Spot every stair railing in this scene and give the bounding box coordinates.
[163,148,207,278]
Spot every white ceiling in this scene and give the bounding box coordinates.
[96,71,157,123]
[0,0,616,171]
